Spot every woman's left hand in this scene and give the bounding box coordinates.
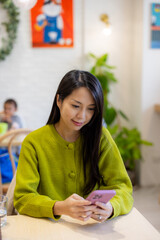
[91,201,113,222]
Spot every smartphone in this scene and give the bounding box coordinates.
[86,190,116,204]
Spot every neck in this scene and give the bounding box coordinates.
[54,122,80,142]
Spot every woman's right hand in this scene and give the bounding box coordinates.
[53,193,96,221]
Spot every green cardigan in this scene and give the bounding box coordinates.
[14,125,133,220]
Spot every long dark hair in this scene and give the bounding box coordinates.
[47,70,104,195]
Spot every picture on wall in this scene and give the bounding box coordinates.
[30,0,73,48]
[151,3,160,48]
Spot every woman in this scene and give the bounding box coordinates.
[14,70,133,222]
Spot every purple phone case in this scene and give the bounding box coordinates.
[86,190,116,204]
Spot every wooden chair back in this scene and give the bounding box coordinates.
[0,129,32,194]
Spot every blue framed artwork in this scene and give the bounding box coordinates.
[151,3,160,48]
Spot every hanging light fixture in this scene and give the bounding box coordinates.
[100,14,112,36]
[12,0,37,10]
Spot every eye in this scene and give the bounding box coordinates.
[72,105,79,109]
[88,107,95,111]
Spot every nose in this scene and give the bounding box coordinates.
[77,109,86,120]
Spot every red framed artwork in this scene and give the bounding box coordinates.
[30,0,73,47]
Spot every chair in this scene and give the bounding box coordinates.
[6,171,17,215]
[0,129,32,194]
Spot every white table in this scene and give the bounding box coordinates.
[2,208,160,240]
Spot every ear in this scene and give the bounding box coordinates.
[56,94,61,109]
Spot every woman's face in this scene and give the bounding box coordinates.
[57,87,95,133]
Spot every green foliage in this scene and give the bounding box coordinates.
[108,126,152,170]
[104,104,117,125]
[0,0,19,61]
[89,52,128,125]
[89,53,117,96]
[89,52,152,171]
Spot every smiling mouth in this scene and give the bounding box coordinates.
[72,120,84,126]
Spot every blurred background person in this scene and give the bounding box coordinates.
[0,98,23,130]
[0,99,23,184]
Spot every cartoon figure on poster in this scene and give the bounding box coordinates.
[151,4,160,26]
[151,3,160,48]
[35,0,64,44]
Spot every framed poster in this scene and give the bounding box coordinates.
[30,0,73,48]
[151,3,160,48]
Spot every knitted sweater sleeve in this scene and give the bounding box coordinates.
[99,128,133,218]
[14,138,60,220]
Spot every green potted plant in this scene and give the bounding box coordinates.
[108,125,152,185]
[88,53,152,185]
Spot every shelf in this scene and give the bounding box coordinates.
[154,104,160,113]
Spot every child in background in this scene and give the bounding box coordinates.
[0,99,23,184]
[0,99,23,130]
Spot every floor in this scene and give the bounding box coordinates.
[133,186,160,233]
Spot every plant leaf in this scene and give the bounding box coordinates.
[89,52,97,59]
[140,140,153,146]
[104,107,117,125]
[118,110,129,121]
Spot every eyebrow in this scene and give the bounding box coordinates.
[71,99,95,106]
